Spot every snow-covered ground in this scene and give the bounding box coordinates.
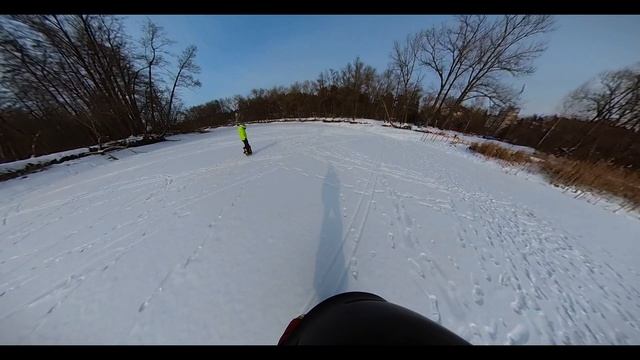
[1,122,639,344]
[412,124,538,154]
[0,148,89,173]
[0,135,146,174]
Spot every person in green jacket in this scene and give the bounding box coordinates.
[236,114,252,155]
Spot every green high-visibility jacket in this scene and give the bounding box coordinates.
[237,124,247,141]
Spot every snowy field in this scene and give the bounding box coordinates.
[1,122,639,344]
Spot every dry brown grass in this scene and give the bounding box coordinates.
[539,157,640,212]
[469,142,640,212]
[469,142,531,165]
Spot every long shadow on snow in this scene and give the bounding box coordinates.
[253,141,277,154]
[313,165,348,303]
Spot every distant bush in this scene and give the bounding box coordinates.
[468,142,531,165]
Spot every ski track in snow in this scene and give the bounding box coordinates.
[0,122,639,344]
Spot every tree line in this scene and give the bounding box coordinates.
[0,15,200,161]
[2,15,638,168]
[183,15,638,168]
[186,15,555,126]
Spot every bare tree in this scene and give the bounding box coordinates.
[563,65,640,130]
[138,19,172,135]
[391,32,423,124]
[0,15,143,146]
[164,45,201,134]
[417,15,554,127]
[372,68,401,124]
[562,64,640,153]
[338,57,377,119]
[1,14,201,159]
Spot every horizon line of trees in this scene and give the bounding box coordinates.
[2,15,638,169]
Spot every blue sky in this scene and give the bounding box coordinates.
[123,15,640,116]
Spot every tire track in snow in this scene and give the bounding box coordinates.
[124,155,285,338]
[1,227,162,343]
